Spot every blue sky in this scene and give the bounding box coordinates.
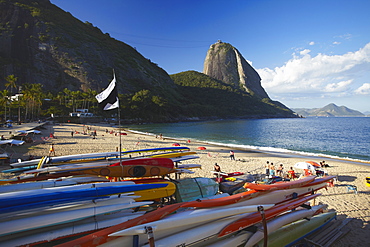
[50,0,370,112]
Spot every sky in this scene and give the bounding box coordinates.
[50,0,370,113]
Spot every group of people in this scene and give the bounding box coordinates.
[265,161,297,180]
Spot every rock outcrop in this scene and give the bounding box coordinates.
[203,41,269,99]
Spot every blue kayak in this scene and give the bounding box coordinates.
[0,183,167,209]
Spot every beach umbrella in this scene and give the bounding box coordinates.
[172,143,180,146]
[197,147,206,150]
[294,162,315,171]
[306,161,320,167]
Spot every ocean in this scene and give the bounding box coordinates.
[127,117,370,163]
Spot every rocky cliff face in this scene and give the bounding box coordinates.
[203,41,269,99]
[0,0,174,94]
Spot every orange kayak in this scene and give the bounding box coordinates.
[243,176,316,191]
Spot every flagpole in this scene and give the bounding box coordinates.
[118,105,122,164]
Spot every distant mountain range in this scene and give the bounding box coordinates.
[292,103,365,117]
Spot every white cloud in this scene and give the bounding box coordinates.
[355,83,370,95]
[324,80,352,92]
[258,42,370,98]
[333,41,341,45]
[309,41,315,45]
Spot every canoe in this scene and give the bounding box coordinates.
[174,177,219,202]
[254,211,337,247]
[0,183,167,209]
[218,194,320,237]
[0,210,145,247]
[243,176,316,191]
[109,204,274,237]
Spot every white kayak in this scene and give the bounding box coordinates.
[0,198,151,237]
[109,204,274,237]
[0,210,145,246]
[206,204,325,247]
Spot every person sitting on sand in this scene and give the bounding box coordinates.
[288,167,296,180]
[214,163,221,173]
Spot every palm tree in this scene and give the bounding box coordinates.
[0,90,10,121]
[22,83,43,120]
[5,75,18,94]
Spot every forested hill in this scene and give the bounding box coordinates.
[0,0,297,122]
[170,71,296,119]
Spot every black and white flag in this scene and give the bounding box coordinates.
[95,73,119,110]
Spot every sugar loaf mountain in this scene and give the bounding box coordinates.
[0,0,297,123]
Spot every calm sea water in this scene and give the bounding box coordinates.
[127,117,370,163]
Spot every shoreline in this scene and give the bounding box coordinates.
[1,122,369,246]
[126,128,370,167]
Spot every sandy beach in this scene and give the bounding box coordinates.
[1,122,369,246]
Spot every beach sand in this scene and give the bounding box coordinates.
[2,122,369,246]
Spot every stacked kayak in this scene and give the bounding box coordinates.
[54,176,336,247]
[0,181,166,246]
[0,147,200,184]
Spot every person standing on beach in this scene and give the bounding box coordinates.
[230,150,235,160]
[277,164,284,177]
[269,163,275,177]
[71,131,74,138]
[265,161,270,176]
[48,144,55,156]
